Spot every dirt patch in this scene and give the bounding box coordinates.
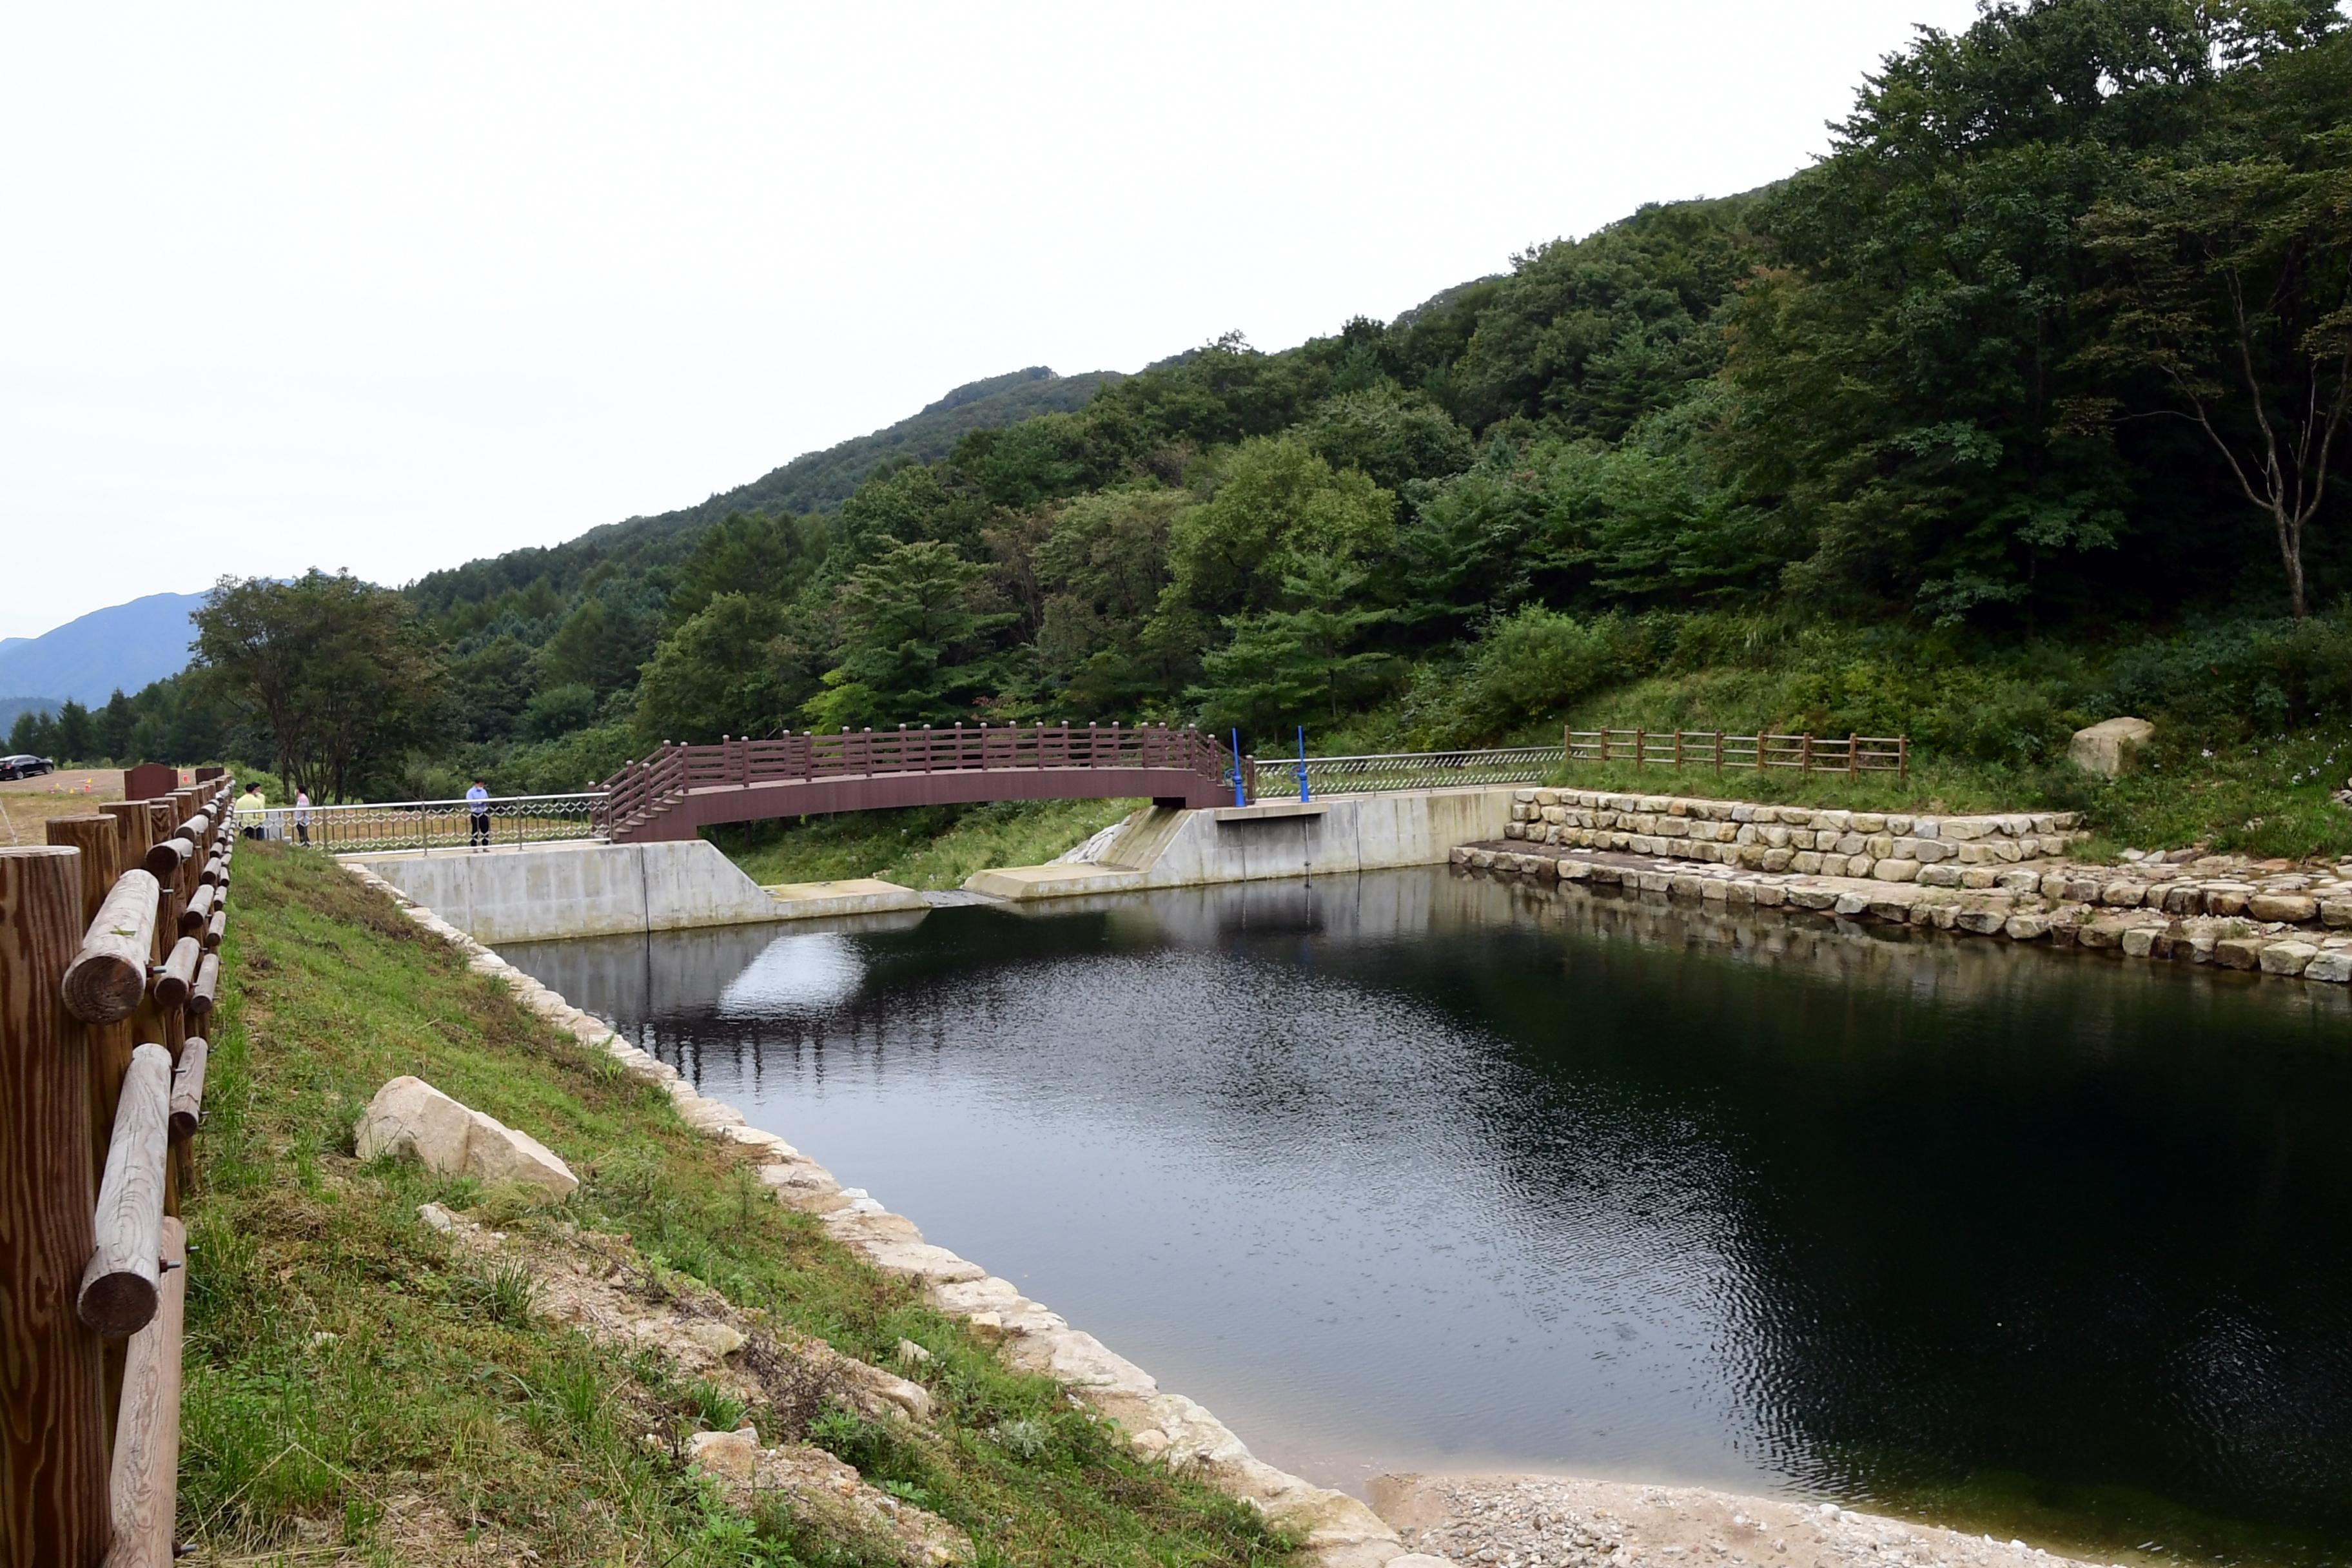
[1373,1475,2123,1568]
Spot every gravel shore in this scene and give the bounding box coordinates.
[1372,1475,2129,1568]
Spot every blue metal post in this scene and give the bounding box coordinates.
[1297,725,1309,803]
[1231,729,1246,807]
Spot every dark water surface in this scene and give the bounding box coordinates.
[504,869,2352,1565]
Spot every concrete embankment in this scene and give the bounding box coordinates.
[347,839,921,943]
[965,787,1518,900]
[354,790,1520,937]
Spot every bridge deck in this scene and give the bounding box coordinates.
[620,765,1227,840]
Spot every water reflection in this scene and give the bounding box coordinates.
[504,870,2352,1565]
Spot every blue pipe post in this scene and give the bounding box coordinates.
[1231,729,1246,807]
[1296,725,1309,803]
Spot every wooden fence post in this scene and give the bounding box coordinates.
[1634,729,1644,771]
[0,846,112,1568]
[1848,733,1858,779]
[1800,733,1813,772]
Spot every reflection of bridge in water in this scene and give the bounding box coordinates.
[599,724,1233,843]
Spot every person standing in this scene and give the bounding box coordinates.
[467,778,491,850]
[235,782,267,841]
[293,788,311,847]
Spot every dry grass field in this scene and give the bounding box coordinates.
[0,768,127,845]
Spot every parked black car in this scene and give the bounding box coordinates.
[0,754,55,780]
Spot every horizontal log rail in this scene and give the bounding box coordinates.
[5,776,237,1565]
[1565,729,1908,779]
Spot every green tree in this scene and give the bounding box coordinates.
[528,596,655,696]
[1298,387,1475,496]
[1191,554,1393,734]
[52,700,95,763]
[666,511,819,627]
[191,572,445,799]
[8,710,43,755]
[803,542,1014,730]
[1032,489,1189,715]
[1455,197,1761,436]
[98,691,135,760]
[520,683,600,741]
[636,593,806,742]
[2077,144,2352,615]
[1163,436,1396,620]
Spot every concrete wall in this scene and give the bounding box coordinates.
[1154,787,1518,883]
[966,787,1519,900]
[349,839,792,944]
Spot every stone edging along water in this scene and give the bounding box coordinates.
[1471,787,2352,983]
[337,862,1448,1568]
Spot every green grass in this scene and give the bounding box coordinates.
[184,842,1291,1565]
[710,798,1141,890]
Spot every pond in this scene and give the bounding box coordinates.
[504,868,2352,1565]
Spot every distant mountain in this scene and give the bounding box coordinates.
[0,591,206,705]
[410,364,1119,614]
[573,365,1121,550]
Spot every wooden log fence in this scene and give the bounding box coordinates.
[1564,728,1908,779]
[3,779,237,1566]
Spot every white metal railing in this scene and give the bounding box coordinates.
[239,793,609,854]
[1247,746,1561,799]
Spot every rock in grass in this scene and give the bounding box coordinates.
[2068,716,2155,778]
[685,1426,761,1482]
[357,1075,578,1199]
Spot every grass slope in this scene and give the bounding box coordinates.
[712,799,1138,890]
[184,843,1288,1565]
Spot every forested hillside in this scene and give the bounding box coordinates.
[26,1,2352,855]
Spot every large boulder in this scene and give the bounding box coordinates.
[2068,716,2155,778]
[356,1075,578,1199]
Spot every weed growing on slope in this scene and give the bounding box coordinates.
[183,842,1290,1565]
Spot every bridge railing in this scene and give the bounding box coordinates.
[1246,745,1564,799]
[604,723,1232,824]
[279,794,609,854]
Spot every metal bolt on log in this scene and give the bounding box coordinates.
[152,939,201,1012]
[188,956,219,1021]
[166,1042,208,1142]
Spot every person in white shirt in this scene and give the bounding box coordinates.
[466,779,491,850]
[293,789,311,847]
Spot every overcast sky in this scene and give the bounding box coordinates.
[1,1,1988,640]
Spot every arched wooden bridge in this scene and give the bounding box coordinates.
[598,723,1235,843]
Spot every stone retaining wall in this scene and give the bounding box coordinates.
[1504,789,2081,884]
[1459,828,2352,986]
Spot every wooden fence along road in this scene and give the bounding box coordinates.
[600,722,1237,842]
[4,779,233,1567]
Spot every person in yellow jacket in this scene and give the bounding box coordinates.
[235,784,268,840]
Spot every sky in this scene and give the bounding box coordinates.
[0,1,1988,641]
